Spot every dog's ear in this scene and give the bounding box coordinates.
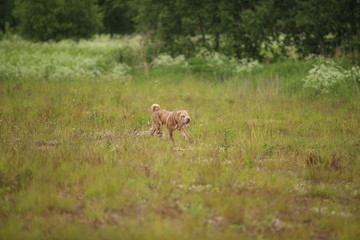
[174,111,182,123]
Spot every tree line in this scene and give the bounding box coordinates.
[1,0,359,60]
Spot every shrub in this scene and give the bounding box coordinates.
[151,48,263,79]
[303,57,360,94]
[152,54,187,68]
[0,36,130,81]
[194,48,263,74]
[116,46,141,69]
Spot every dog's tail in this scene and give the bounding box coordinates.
[151,104,161,112]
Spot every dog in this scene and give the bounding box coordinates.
[150,104,191,142]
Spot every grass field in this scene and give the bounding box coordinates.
[0,36,359,239]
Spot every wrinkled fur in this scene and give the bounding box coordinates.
[150,104,191,142]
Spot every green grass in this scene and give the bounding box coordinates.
[0,37,359,240]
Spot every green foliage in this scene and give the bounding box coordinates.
[2,36,360,97]
[0,0,16,33]
[277,0,359,57]
[13,0,102,41]
[302,57,360,95]
[116,46,141,68]
[0,35,131,81]
[98,0,136,36]
[131,0,360,60]
[2,0,359,61]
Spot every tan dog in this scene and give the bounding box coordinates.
[150,104,191,142]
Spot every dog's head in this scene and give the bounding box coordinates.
[176,110,191,128]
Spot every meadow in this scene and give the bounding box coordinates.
[0,35,359,240]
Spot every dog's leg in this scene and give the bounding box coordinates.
[180,128,189,141]
[157,129,163,138]
[168,129,175,142]
[156,121,163,138]
[150,121,162,137]
[151,116,163,137]
[150,123,156,136]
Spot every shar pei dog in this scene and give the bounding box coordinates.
[150,104,191,142]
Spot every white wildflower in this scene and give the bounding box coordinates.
[0,36,133,81]
[111,63,131,76]
[195,48,262,73]
[233,58,263,73]
[152,54,188,68]
[303,58,346,93]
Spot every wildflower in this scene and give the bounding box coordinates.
[152,54,187,68]
[303,58,346,93]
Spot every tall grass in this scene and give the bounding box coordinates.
[0,36,359,239]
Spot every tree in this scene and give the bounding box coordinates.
[98,0,136,37]
[14,0,102,41]
[0,0,16,33]
[131,0,278,59]
[276,0,360,57]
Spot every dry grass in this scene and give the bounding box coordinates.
[0,38,359,240]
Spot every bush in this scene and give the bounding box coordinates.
[303,57,360,94]
[152,54,187,68]
[0,36,130,81]
[116,46,141,68]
